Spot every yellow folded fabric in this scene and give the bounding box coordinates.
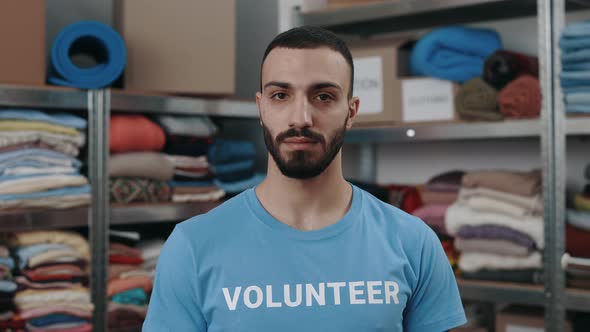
[10,231,90,258]
[0,120,79,136]
[574,194,590,212]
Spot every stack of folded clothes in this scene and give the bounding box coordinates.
[0,109,90,210]
[445,169,544,284]
[413,170,465,237]
[209,139,265,198]
[563,254,590,290]
[153,115,225,203]
[10,231,93,331]
[0,242,23,331]
[560,20,590,114]
[108,230,151,332]
[109,115,172,205]
[565,164,590,289]
[410,26,502,83]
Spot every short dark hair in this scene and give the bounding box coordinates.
[260,26,354,98]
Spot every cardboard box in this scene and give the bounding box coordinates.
[115,0,235,95]
[349,38,458,128]
[0,1,46,86]
[496,306,572,332]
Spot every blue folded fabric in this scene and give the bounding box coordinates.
[566,105,590,114]
[0,185,91,201]
[561,20,590,38]
[214,173,266,194]
[28,314,87,328]
[562,86,590,94]
[564,92,590,105]
[560,37,590,52]
[0,149,81,167]
[213,160,256,175]
[568,209,590,231]
[410,26,502,82]
[167,180,214,188]
[562,48,590,64]
[563,62,590,71]
[15,243,71,270]
[0,173,79,182]
[208,139,257,165]
[112,288,148,306]
[0,280,16,293]
[50,21,126,89]
[0,109,87,129]
[0,257,14,270]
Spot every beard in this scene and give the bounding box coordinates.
[262,116,348,179]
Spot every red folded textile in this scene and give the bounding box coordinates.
[567,224,590,258]
[109,243,142,259]
[483,50,539,90]
[498,75,542,119]
[109,255,144,265]
[110,115,165,153]
[0,318,25,330]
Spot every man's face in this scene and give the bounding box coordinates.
[256,47,358,179]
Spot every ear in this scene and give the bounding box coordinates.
[346,96,360,129]
[256,91,263,126]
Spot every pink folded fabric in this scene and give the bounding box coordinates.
[27,323,93,332]
[20,305,92,320]
[16,276,82,290]
[412,204,449,219]
[109,243,142,258]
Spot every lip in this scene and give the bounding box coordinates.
[283,137,317,144]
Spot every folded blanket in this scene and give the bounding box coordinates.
[567,209,590,232]
[109,264,140,281]
[172,190,226,203]
[208,139,257,165]
[14,287,91,306]
[0,148,81,169]
[155,115,218,137]
[461,193,540,218]
[457,223,538,252]
[1,165,78,176]
[565,92,590,106]
[0,110,87,129]
[562,62,590,71]
[164,135,211,157]
[0,185,90,202]
[566,105,590,114]
[462,169,542,196]
[213,173,266,195]
[11,231,90,259]
[110,115,165,153]
[16,276,83,291]
[111,288,147,306]
[483,50,539,90]
[110,243,141,259]
[560,21,590,51]
[14,244,72,270]
[119,269,154,279]
[560,71,590,87]
[27,322,93,332]
[0,194,90,210]
[567,224,590,258]
[172,185,220,195]
[17,301,94,312]
[28,313,87,328]
[27,249,85,269]
[0,141,69,155]
[455,78,503,121]
[424,170,465,192]
[419,190,458,205]
[461,269,543,284]
[446,203,543,247]
[110,152,174,181]
[458,251,542,272]
[164,155,209,169]
[0,120,80,136]
[459,187,542,214]
[110,177,171,204]
[173,169,210,179]
[410,26,502,82]
[107,276,153,297]
[455,237,533,257]
[575,194,590,211]
[109,255,143,265]
[498,75,542,119]
[0,131,84,156]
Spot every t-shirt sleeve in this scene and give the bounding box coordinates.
[143,226,207,332]
[403,226,467,332]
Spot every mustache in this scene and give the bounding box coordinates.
[276,128,325,144]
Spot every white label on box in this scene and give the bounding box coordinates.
[402,79,454,122]
[506,325,544,332]
[353,56,383,115]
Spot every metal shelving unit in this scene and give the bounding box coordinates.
[0,207,90,232]
[111,202,221,225]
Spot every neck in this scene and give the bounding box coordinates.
[255,152,353,231]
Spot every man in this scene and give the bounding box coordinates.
[143,26,466,331]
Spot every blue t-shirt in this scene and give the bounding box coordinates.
[143,184,466,331]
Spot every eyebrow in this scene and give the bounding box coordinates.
[263,81,343,92]
[263,81,291,90]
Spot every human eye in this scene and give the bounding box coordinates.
[271,92,288,100]
[315,93,334,102]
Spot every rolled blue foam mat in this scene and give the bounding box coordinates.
[50,21,126,89]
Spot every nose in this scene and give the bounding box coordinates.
[288,94,313,129]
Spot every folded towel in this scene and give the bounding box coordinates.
[20,306,92,320]
[1,166,78,176]
[560,71,590,87]
[565,92,590,105]
[26,250,86,269]
[0,110,87,129]
[0,174,88,195]
[0,185,90,202]
[560,21,590,50]
[14,287,91,307]
[445,203,543,247]
[457,224,537,250]
[10,231,90,259]
[208,139,257,165]
[483,50,539,90]
[0,120,80,137]
[0,131,84,156]
[410,26,502,82]
[164,155,209,169]
[110,115,165,153]
[0,148,81,169]
[498,75,542,119]
[155,115,218,137]
[109,152,174,181]
[455,237,533,257]
[16,276,83,291]
[164,135,211,157]
[458,251,542,272]
[562,48,590,64]
[566,105,590,114]
[455,78,502,121]
[462,169,542,196]
[460,192,541,218]
[109,178,171,204]
[563,62,590,71]
[424,170,465,192]
[459,187,542,215]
